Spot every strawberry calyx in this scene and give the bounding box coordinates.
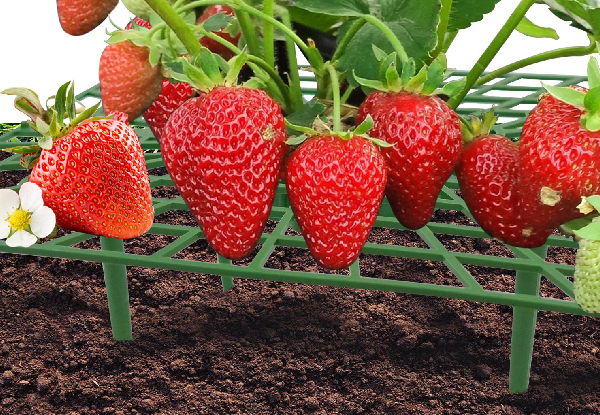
[1,81,111,167]
[352,48,455,97]
[461,108,499,144]
[541,56,600,131]
[285,115,392,148]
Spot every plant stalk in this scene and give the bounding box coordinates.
[475,39,597,86]
[362,14,409,64]
[332,18,367,63]
[143,0,202,56]
[447,0,536,109]
[281,10,304,111]
[232,0,262,58]
[430,0,453,61]
[263,0,275,67]
[326,65,341,133]
[442,31,458,53]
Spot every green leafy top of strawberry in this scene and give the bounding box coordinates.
[561,195,600,241]
[2,81,109,166]
[540,55,600,131]
[461,108,499,143]
[352,47,462,97]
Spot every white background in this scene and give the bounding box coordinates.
[0,0,595,122]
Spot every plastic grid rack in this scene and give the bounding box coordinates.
[0,70,594,393]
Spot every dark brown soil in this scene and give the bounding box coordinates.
[2,157,600,415]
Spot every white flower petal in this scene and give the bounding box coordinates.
[19,182,44,213]
[6,230,37,247]
[0,189,20,217]
[30,206,56,238]
[0,220,10,239]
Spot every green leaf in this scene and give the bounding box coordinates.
[285,97,327,129]
[422,57,446,95]
[385,63,401,91]
[542,82,586,109]
[35,118,50,135]
[352,72,386,91]
[53,81,71,126]
[516,16,560,39]
[372,44,389,61]
[575,220,600,240]
[582,112,600,131]
[285,134,308,146]
[378,52,397,83]
[201,12,232,32]
[290,0,370,16]
[67,102,101,129]
[586,195,600,212]
[437,78,466,98]
[2,145,41,155]
[448,0,502,31]
[193,48,223,85]
[354,114,374,135]
[543,0,600,35]
[562,216,596,235]
[288,7,341,32]
[400,58,416,85]
[584,86,600,114]
[1,87,43,113]
[588,56,600,89]
[38,135,53,150]
[338,0,439,86]
[66,82,76,121]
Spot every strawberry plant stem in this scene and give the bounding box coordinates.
[325,64,342,132]
[430,0,452,62]
[232,0,262,58]
[263,0,275,67]
[143,0,202,56]
[331,18,366,63]
[475,38,597,86]
[361,15,408,64]
[441,31,457,53]
[447,0,536,109]
[281,10,304,111]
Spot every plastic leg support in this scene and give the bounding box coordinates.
[218,254,234,292]
[100,237,132,341]
[508,246,548,393]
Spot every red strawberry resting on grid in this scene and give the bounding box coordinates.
[355,54,462,230]
[56,0,118,36]
[3,83,154,239]
[519,83,600,230]
[286,134,387,269]
[160,86,287,260]
[455,112,551,247]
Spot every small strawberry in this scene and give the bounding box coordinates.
[286,134,387,269]
[456,111,551,247]
[56,0,118,36]
[574,231,600,314]
[355,54,462,229]
[99,40,164,122]
[161,84,287,260]
[3,82,154,239]
[125,17,152,30]
[519,58,600,230]
[196,5,241,60]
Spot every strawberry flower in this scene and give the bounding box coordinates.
[0,182,56,247]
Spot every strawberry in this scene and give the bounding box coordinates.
[196,5,241,60]
[574,231,600,314]
[355,54,462,230]
[285,135,387,269]
[56,0,118,36]
[143,79,196,142]
[99,41,164,122]
[3,83,154,239]
[519,82,600,230]
[456,113,551,247]
[160,86,287,260]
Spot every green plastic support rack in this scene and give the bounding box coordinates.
[0,70,595,394]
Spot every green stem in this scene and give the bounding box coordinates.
[232,0,262,58]
[447,0,536,109]
[340,84,355,105]
[281,10,303,111]
[143,0,202,56]
[442,31,458,53]
[430,0,452,61]
[263,0,275,67]
[475,39,597,86]
[326,65,341,133]
[332,17,367,63]
[362,14,408,64]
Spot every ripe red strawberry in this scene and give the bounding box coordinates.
[519,85,600,230]
[456,134,551,247]
[286,135,386,269]
[143,79,196,142]
[356,91,461,230]
[99,41,164,122]
[57,0,118,36]
[28,114,154,238]
[160,87,287,260]
[125,16,152,30]
[196,5,241,60]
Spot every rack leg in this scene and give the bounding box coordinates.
[100,237,132,341]
[508,246,547,393]
[218,255,234,292]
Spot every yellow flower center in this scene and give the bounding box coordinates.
[7,208,32,231]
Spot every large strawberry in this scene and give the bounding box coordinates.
[456,112,551,247]
[99,40,164,122]
[56,0,118,36]
[3,83,154,239]
[196,5,241,60]
[286,133,387,269]
[161,86,287,260]
[355,55,462,230]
